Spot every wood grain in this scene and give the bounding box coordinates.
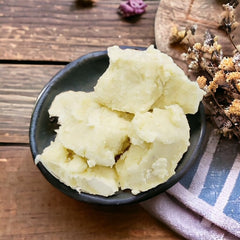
[0,64,64,143]
[0,0,158,62]
[155,0,240,78]
[0,146,183,240]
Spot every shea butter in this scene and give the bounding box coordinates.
[37,138,119,197]
[95,46,204,114]
[49,91,130,168]
[116,105,190,194]
[36,46,204,197]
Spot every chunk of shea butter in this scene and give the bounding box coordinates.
[75,166,119,197]
[94,45,204,114]
[116,105,190,194]
[49,91,98,124]
[49,91,130,167]
[94,45,167,113]
[129,105,190,145]
[152,61,205,114]
[36,139,119,197]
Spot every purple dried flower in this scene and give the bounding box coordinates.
[118,0,147,18]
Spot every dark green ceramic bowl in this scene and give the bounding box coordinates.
[29,47,206,205]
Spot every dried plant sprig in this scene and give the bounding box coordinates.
[220,3,239,34]
[219,1,239,52]
[229,0,239,8]
[182,30,223,78]
[169,24,197,46]
[233,52,240,71]
[168,3,240,139]
[196,51,240,139]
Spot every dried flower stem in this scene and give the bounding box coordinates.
[169,2,240,139]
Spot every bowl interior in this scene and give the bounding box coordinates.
[29,48,206,205]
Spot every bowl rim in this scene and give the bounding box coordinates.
[29,47,207,205]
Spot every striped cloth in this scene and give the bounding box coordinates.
[142,129,240,240]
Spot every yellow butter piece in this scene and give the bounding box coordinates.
[116,105,190,194]
[94,45,165,113]
[94,45,204,114]
[37,139,119,197]
[49,91,130,168]
[75,166,119,197]
[129,105,190,145]
[152,65,205,114]
[49,91,98,124]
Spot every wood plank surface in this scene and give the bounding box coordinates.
[0,64,64,143]
[0,0,158,62]
[0,146,183,240]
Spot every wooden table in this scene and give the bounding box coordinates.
[0,1,183,239]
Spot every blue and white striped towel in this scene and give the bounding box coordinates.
[142,129,240,240]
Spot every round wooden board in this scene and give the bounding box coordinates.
[154,0,240,80]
